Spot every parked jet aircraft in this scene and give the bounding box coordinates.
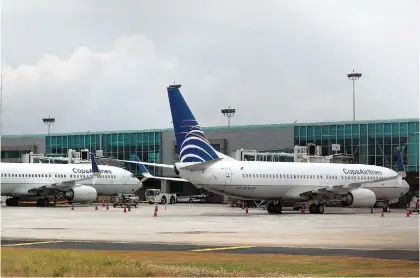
[122,84,410,214]
[1,154,142,207]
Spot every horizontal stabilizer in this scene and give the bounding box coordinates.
[129,154,188,182]
[120,160,175,169]
[178,158,222,171]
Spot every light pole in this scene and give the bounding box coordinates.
[347,70,362,121]
[42,115,55,135]
[221,106,235,128]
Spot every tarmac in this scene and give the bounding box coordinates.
[1,203,419,261]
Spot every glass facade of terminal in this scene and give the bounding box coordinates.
[46,131,161,176]
[294,120,419,172]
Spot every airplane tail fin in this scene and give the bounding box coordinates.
[90,153,101,177]
[167,84,231,163]
[132,153,152,182]
[396,147,407,178]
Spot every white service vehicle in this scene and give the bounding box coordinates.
[145,189,176,204]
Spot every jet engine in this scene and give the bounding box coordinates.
[341,188,376,208]
[64,185,97,203]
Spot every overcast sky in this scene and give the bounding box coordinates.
[1,0,418,135]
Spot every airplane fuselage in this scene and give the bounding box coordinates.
[177,160,409,202]
[0,163,142,198]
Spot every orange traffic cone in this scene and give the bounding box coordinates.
[95,204,98,210]
[154,209,158,217]
[406,209,410,217]
[245,207,248,214]
[381,208,384,217]
[123,206,127,213]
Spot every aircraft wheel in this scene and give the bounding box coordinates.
[275,203,282,214]
[309,204,317,213]
[317,204,325,214]
[267,201,275,214]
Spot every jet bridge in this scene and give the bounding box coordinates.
[234,144,353,164]
[22,149,91,164]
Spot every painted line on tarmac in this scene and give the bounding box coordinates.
[1,240,65,247]
[190,246,254,252]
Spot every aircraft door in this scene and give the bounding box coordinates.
[224,168,232,186]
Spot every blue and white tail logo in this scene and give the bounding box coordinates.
[167,85,220,163]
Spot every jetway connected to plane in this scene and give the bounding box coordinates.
[21,149,126,168]
[234,143,354,164]
[22,149,92,164]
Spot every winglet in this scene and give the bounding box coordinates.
[132,153,153,181]
[90,153,101,177]
[396,148,407,178]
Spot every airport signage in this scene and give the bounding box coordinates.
[342,168,382,175]
[72,168,113,174]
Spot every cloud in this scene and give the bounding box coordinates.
[2,34,185,134]
[1,0,418,136]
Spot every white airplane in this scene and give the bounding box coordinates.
[1,153,142,207]
[122,84,410,214]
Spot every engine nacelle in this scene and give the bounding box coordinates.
[64,186,97,203]
[341,188,376,208]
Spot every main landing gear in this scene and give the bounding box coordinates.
[5,196,58,207]
[36,197,57,207]
[308,203,325,214]
[267,201,283,214]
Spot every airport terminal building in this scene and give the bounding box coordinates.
[1,118,419,205]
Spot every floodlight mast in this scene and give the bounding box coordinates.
[347,70,362,121]
[42,115,55,135]
[221,106,236,128]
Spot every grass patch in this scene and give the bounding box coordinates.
[1,247,418,277]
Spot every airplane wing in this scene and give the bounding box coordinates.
[317,149,406,195]
[28,153,101,193]
[129,154,188,183]
[310,175,399,195]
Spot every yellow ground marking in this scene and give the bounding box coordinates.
[21,201,68,205]
[1,240,65,247]
[190,246,254,252]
